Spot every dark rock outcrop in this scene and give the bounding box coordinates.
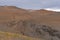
[5,20,60,40]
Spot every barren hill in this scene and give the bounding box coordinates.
[0,6,60,40]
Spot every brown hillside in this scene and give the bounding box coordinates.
[0,6,60,40]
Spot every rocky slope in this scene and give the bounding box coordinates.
[0,6,60,40]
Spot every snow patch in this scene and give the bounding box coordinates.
[44,8,60,12]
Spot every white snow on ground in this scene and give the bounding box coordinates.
[44,8,60,12]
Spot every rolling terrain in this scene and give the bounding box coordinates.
[0,6,60,40]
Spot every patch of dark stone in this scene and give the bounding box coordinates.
[5,20,60,40]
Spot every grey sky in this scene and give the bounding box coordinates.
[0,0,60,9]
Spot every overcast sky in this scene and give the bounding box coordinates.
[0,0,60,9]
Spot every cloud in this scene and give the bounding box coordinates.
[0,0,60,9]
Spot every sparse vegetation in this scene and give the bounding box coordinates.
[0,31,43,40]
